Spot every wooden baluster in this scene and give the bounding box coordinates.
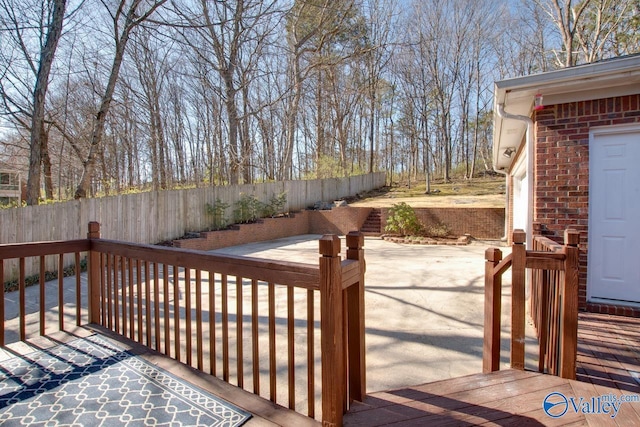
[19,257,25,341]
[538,270,550,373]
[237,276,244,388]
[40,256,46,335]
[87,222,101,325]
[106,254,113,330]
[511,229,526,370]
[209,270,216,375]
[222,274,229,381]
[185,268,192,366]
[137,259,143,343]
[268,282,276,403]
[287,285,294,409]
[320,234,344,427]
[112,255,118,334]
[145,261,152,348]
[549,271,560,375]
[346,231,365,403]
[59,253,65,331]
[128,260,134,339]
[173,265,181,362]
[76,252,82,326]
[196,269,203,371]
[251,279,259,395]
[483,247,502,373]
[164,264,171,356]
[121,257,127,338]
[560,229,580,380]
[307,288,315,418]
[154,262,161,351]
[100,254,106,326]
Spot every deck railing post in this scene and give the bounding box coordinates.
[511,229,526,370]
[483,247,502,373]
[320,234,345,427]
[346,231,366,403]
[560,229,580,380]
[87,222,101,325]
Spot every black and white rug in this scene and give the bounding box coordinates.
[0,335,251,426]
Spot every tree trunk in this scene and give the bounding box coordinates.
[42,126,54,199]
[26,0,67,205]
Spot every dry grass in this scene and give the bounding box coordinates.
[349,176,506,208]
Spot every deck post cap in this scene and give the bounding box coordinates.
[319,234,341,257]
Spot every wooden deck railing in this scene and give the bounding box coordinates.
[483,228,580,380]
[0,222,366,426]
[0,239,90,344]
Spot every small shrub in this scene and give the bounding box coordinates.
[262,192,287,218]
[205,198,230,230]
[233,193,263,224]
[427,222,451,238]
[384,202,423,236]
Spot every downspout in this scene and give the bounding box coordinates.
[497,104,534,250]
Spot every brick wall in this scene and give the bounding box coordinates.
[173,211,311,251]
[309,207,373,235]
[380,207,505,239]
[173,207,373,251]
[173,205,504,251]
[533,94,640,311]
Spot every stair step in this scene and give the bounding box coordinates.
[359,209,383,235]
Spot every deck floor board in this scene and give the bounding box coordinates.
[345,312,640,426]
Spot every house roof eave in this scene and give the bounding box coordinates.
[492,55,640,173]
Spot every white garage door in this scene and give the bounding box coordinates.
[588,125,640,303]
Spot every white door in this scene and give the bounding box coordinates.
[588,125,640,303]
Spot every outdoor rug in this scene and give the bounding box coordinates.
[0,335,251,426]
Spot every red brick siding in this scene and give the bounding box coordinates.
[381,207,505,239]
[533,94,640,312]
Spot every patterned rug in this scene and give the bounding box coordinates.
[0,335,251,426]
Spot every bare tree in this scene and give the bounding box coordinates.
[533,0,593,67]
[74,0,167,199]
[0,0,67,204]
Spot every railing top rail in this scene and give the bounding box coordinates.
[0,239,91,259]
[92,238,321,290]
[533,235,564,253]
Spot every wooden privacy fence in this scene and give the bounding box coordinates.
[1,173,385,283]
[483,228,580,379]
[0,222,366,427]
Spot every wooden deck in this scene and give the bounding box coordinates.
[344,312,640,426]
[1,312,639,426]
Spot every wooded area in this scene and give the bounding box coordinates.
[1,0,638,205]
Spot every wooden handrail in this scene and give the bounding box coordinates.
[0,239,90,259]
[90,239,319,290]
[483,227,580,380]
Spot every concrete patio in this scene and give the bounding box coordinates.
[211,235,514,392]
